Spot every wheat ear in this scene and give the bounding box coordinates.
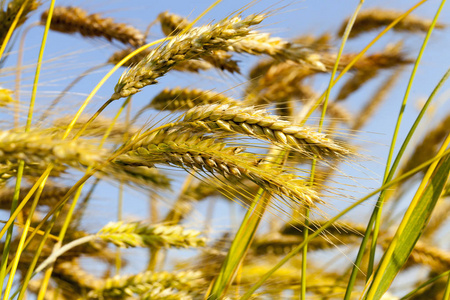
[148,87,240,111]
[0,0,39,45]
[115,127,320,206]
[183,104,350,157]
[41,6,145,46]
[339,8,445,38]
[111,14,265,100]
[97,221,205,248]
[88,270,203,299]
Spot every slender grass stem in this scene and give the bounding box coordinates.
[300,0,426,126]
[240,148,450,300]
[367,0,447,280]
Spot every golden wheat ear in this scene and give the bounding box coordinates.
[41,6,145,46]
[339,8,446,38]
[0,0,40,45]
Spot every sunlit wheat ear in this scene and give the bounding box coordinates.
[0,129,108,167]
[0,0,40,45]
[111,14,266,100]
[158,11,241,73]
[183,104,350,158]
[148,87,241,111]
[116,127,320,206]
[339,8,446,38]
[88,270,204,299]
[97,221,206,248]
[41,6,145,47]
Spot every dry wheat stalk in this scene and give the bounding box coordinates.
[97,221,205,248]
[148,87,241,111]
[0,0,39,45]
[112,14,265,100]
[0,129,108,167]
[88,270,203,299]
[339,8,446,38]
[116,127,320,206]
[183,104,350,157]
[41,6,145,46]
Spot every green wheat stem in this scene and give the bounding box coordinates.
[399,270,450,300]
[344,65,450,300]
[3,174,48,300]
[300,0,426,126]
[302,2,364,298]
[367,0,446,280]
[240,148,450,300]
[0,160,24,292]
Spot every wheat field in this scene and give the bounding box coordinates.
[0,0,449,299]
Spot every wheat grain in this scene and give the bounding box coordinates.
[41,6,145,46]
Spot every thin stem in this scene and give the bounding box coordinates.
[3,175,48,300]
[300,0,427,126]
[345,65,450,299]
[367,0,446,279]
[240,148,450,300]
[33,235,96,276]
[398,270,450,300]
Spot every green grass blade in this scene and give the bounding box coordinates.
[365,149,450,300]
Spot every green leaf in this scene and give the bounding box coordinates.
[365,153,450,300]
